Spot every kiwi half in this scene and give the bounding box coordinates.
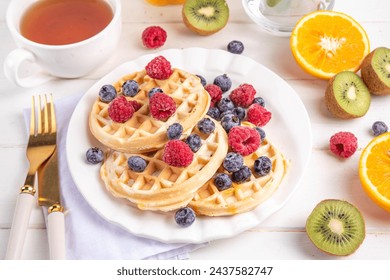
[361,47,390,95]
[306,199,365,256]
[182,0,229,36]
[325,71,371,119]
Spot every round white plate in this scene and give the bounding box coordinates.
[66,48,312,244]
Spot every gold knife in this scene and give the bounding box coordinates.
[38,148,66,259]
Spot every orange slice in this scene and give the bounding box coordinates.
[290,11,370,80]
[359,132,390,212]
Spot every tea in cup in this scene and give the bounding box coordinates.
[4,0,122,87]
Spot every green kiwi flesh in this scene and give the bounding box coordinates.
[182,0,229,35]
[361,47,390,95]
[306,199,365,256]
[266,0,282,7]
[325,71,371,119]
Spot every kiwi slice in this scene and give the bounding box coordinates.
[306,199,365,256]
[182,0,229,36]
[361,47,390,95]
[325,71,371,119]
[266,0,282,7]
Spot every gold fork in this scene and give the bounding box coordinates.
[5,95,56,260]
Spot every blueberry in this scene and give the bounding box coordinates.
[254,156,272,176]
[233,107,246,121]
[372,121,388,136]
[148,87,163,98]
[221,113,240,132]
[232,166,252,183]
[223,152,244,172]
[217,97,235,113]
[196,74,207,87]
[227,40,245,54]
[185,134,202,152]
[167,123,183,140]
[175,207,196,227]
[99,84,117,103]
[197,118,215,134]
[207,107,221,121]
[214,173,232,191]
[253,97,265,107]
[122,80,140,97]
[220,109,234,119]
[255,127,266,141]
[86,147,104,164]
[127,156,147,172]
[213,74,232,92]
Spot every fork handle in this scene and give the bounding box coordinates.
[5,192,35,259]
[47,208,66,260]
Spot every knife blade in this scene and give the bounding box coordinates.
[38,148,66,259]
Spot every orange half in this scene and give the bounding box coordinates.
[359,132,390,212]
[290,11,370,80]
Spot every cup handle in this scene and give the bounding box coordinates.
[3,48,55,87]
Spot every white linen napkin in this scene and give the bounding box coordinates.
[25,93,206,260]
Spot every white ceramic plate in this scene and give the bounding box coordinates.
[66,48,312,244]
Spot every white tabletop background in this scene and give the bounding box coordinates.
[0,0,389,260]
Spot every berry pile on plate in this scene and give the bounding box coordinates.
[86,55,289,227]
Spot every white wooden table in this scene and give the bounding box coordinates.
[1,0,389,260]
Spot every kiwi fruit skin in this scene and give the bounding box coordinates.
[361,47,390,96]
[182,0,229,36]
[306,199,366,257]
[325,71,371,119]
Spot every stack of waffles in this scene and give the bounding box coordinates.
[89,56,288,217]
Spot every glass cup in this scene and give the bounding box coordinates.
[242,0,335,36]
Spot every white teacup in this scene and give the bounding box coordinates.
[4,0,122,87]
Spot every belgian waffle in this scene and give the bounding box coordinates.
[100,120,229,212]
[89,68,210,153]
[189,125,288,216]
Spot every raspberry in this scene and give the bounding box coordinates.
[247,104,272,126]
[149,92,176,120]
[204,84,222,105]
[145,56,172,80]
[108,96,134,123]
[162,140,194,167]
[141,26,167,49]
[129,100,142,112]
[228,126,261,156]
[329,132,358,158]
[229,84,256,107]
